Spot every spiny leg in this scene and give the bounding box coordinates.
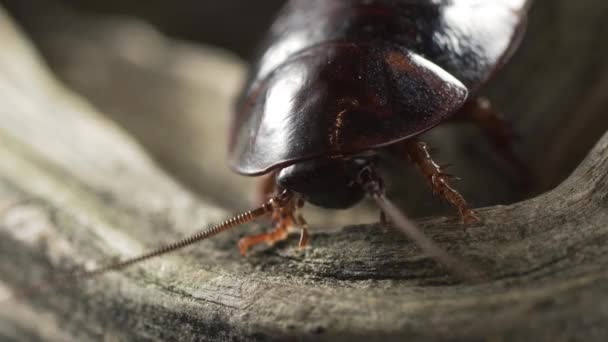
[454,97,530,182]
[237,213,290,256]
[398,139,481,225]
[238,196,311,254]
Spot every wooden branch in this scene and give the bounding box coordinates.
[1,2,608,341]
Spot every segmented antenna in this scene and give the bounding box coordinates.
[5,193,285,302]
[360,168,484,282]
[79,199,275,278]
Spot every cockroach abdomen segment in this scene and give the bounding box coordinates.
[230,42,467,175]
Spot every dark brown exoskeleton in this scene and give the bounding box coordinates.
[7,1,533,295]
[229,0,532,256]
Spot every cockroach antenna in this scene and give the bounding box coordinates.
[3,191,291,302]
[359,167,485,282]
[2,173,484,303]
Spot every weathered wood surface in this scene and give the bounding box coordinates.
[1,1,608,341]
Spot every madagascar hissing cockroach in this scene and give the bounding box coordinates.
[9,0,533,293]
[227,0,532,267]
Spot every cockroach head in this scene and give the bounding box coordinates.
[277,156,375,209]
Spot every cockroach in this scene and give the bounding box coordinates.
[227,0,531,271]
[9,0,533,296]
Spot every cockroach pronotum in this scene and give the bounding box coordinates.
[10,0,534,296]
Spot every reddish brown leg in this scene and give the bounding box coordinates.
[454,97,530,181]
[399,140,481,225]
[238,210,292,255]
[238,196,311,254]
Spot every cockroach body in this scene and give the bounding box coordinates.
[232,0,529,174]
[229,0,532,254]
[8,0,533,294]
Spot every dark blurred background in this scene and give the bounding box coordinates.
[3,0,286,59]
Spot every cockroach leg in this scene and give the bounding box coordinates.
[294,198,310,249]
[238,214,290,255]
[294,213,310,249]
[398,140,481,225]
[453,97,531,182]
[238,195,298,255]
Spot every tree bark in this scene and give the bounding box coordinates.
[1,2,608,341]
